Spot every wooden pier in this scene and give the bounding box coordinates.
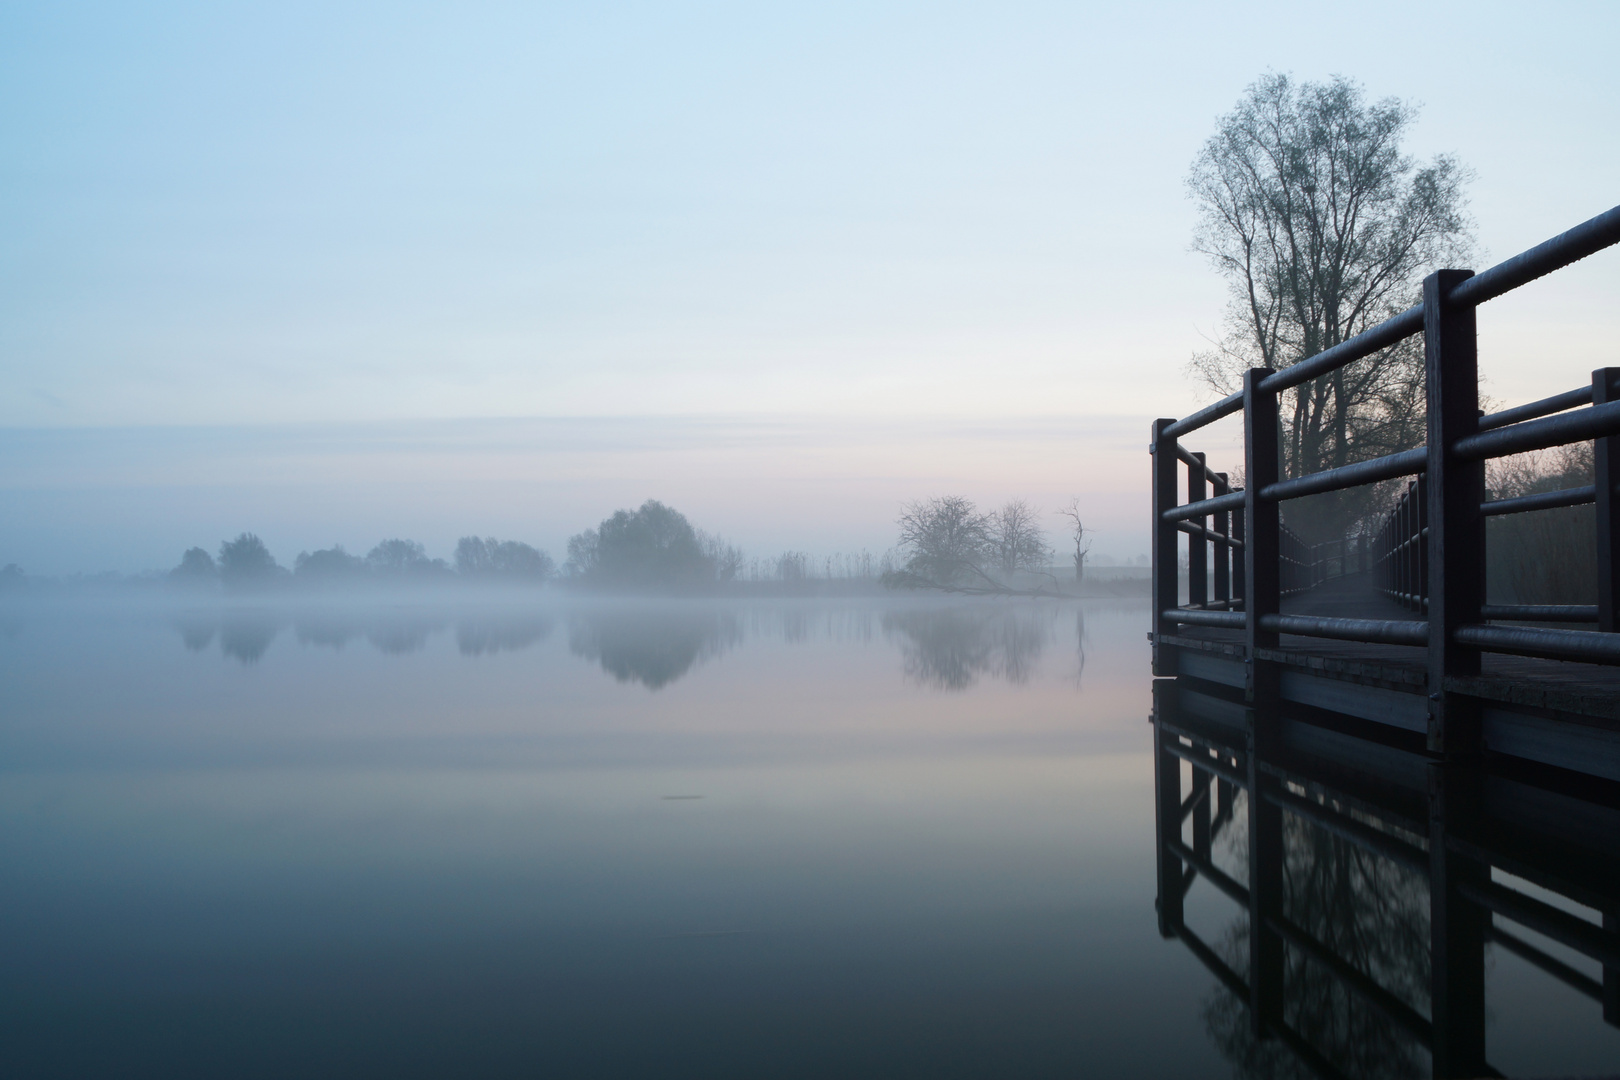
[1151,204,1620,777]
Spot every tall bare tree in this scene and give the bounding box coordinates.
[894,496,991,585]
[988,499,1049,577]
[1188,73,1473,540]
[1056,498,1092,583]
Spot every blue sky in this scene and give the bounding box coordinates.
[2,1,1617,572]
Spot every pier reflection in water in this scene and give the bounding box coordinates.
[1153,677,1620,1078]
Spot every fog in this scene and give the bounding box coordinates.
[0,415,1149,579]
[4,3,1619,1074]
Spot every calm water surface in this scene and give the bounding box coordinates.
[1,596,1616,1077]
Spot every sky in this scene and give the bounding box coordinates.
[2,0,1617,573]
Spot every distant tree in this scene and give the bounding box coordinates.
[455,537,494,575]
[170,547,218,584]
[294,545,366,579]
[218,533,281,588]
[365,539,449,576]
[565,500,725,590]
[0,563,23,591]
[892,496,992,586]
[988,499,1049,577]
[1056,498,1093,582]
[564,530,599,578]
[491,540,553,578]
[1188,73,1472,540]
[700,532,745,582]
[455,536,555,580]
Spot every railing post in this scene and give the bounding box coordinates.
[1243,369,1281,681]
[1424,270,1485,755]
[1214,472,1231,607]
[1231,487,1246,606]
[1152,682,1183,938]
[1188,452,1208,608]
[1595,368,1620,633]
[1606,909,1620,1026]
[1152,418,1180,676]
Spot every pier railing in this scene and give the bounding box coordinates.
[1152,204,1620,736]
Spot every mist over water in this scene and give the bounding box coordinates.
[1,594,1190,1078]
[4,593,1616,1078]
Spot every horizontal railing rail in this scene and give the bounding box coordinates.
[1258,448,1427,503]
[1478,385,1592,431]
[1481,485,1597,516]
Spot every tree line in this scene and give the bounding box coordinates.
[152,495,1101,595]
[170,534,559,589]
[878,496,1092,595]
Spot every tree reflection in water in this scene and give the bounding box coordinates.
[455,612,554,656]
[218,612,286,664]
[172,613,218,652]
[567,608,742,690]
[880,605,1049,690]
[1206,799,1431,1080]
[290,611,450,655]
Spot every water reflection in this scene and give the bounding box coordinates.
[1153,678,1620,1079]
[156,600,1094,691]
[567,607,742,689]
[456,612,554,656]
[882,605,1049,690]
[219,613,284,664]
[173,613,217,652]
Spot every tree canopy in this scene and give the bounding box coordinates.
[565,500,734,590]
[886,496,1051,591]
[1188,73,1473,539]
[218,533,281,587]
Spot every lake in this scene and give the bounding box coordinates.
[1,595,1617,1077]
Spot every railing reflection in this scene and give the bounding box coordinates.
[1152,677,1620,1078]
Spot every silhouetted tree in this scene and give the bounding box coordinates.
[454,536,555,580]
[988,498,1049,576]
[700,532,745,582]
[1189,73,1472,541]
[170,547,218,584]
[294,545,366,580]
[890,496,992,586]
[0,563,24,591]
[1056,498,1093,582]
[218,533,281,588]
[565,500,727,590]
[365,539,449,577]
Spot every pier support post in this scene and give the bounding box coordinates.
[1595,368,1620,633]
[1424,270,1485,754]
[1152,682,1184,939]
[1247,711,1284,1039]
[1606,910,1620,1026]
[1152,419,1180,676]
[1429,761,1488,1077]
